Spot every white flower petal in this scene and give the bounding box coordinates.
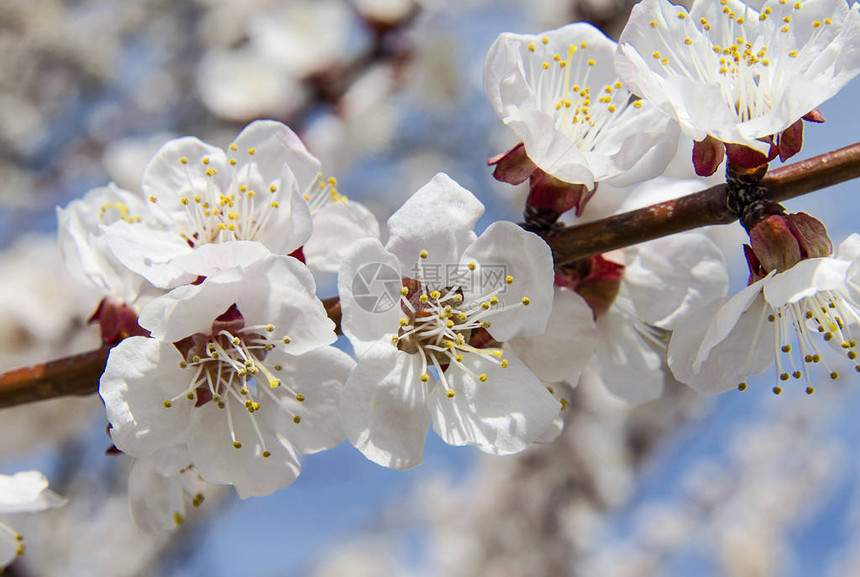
[431,353,559,455]
[0,471,65,514]
[188,400,301,498]
[624,232,729,329]
[230,120,321,193]
[267,346,352,454]
[507,287,597,383]
[102,220,197,289]
[340,346,430,470]
[594,309,665,404]
[669,294,775,392]
[100,337,193,457]
[459,221,554,341]
[304,200,381,274]
[385,173,484,275]
[338,238,405,357]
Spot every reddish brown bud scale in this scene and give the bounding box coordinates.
[692,135,726,177]
[488,142,537,185]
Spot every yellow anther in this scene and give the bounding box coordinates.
[738,382,748,391]
[430,290,441,299]
[400,287,409,296]
[825,17,832,24]
[262,451,271,458]
[163,400,172,408]
[684,37,693,44]
[608,104,617,112]
[233,441,242,449]
[148,195,157,202]
[650,20,658,27]
[781,25,789,32]
[500,359,509,368]
[293,415,301,424]
[247,147,256,155]
[186,392,194,400]
[270,201,279,208]
[419,294,429,304]
[419,249,428,259]
[269,379,281,388]
[296,394,305,402]
[522,297,531,306]
[229,158,237,166]
[446,389,455,398]
[831,371,840,380]
[478,374,488,382]
[784,15,792,22]
[489,296,499,305]
[789,50,798,57]
[446,320,454,328]
[174,513,185,526]
[455,354,463,362]
[542,62,550,70]
[202,157,210,165]
[773,386,783,395]
[541,36,549,44]
[420,373,430,382]
[678,12,686,18]
[179,156,188,164]
[481,302,490,310]
[813,20,821,27]
[634,101,643,108]
[467,261,477,271]
[528,42,536,51]
[587,59,595,66]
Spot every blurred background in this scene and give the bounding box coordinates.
[1,0,859,575]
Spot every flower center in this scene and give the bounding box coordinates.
[164,304,305,456]
[738,289,859,395]
[390,250,532,398]
[147,146,344,247]
[651,0,833,123]
[523,37,642,150]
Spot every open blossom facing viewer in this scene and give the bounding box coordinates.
[100,120,378,289]
[615,0,860,171]
[100,248,351,498]
[338,173,561,470]
[484,22,679,190]
[0,471,65,569]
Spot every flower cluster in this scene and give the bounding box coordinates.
[40,0,860,547]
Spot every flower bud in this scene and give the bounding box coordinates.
[747,212,833,278]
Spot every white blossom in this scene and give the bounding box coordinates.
[100,248,351,497]
[338,173,560,469]
[615,0,860,152]
[100,120,378,288]
[484,22,679,188]
[669,234,860,393]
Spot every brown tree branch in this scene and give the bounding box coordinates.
[547,141,860,265]
[1,143,858,410]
